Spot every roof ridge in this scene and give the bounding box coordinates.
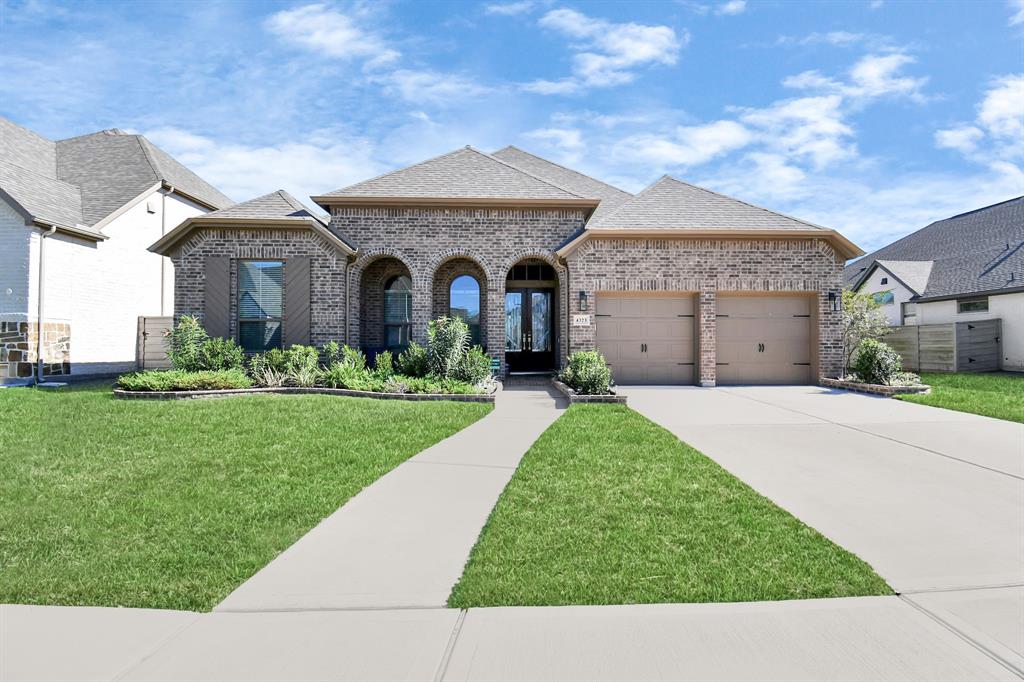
[469,146,590,200]
[659,175,828,231]
[942,195,1024,222]
[56,128,133,144]
[134,136,164,187]
[495,145,633,198]
[324,147,470,195]
[587,175,667,228]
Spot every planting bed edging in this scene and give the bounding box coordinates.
[551,378,627,404]
[113,386,496,403]
[820,377,930,397]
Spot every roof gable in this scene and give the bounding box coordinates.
[204,189,326,224]
[589,176,829,232]
[315,146,593,204]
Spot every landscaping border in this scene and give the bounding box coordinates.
[550,378,627,404]
[820,377,930,397]
[113,386,496,403]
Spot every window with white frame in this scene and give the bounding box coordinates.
[957,296,989,314]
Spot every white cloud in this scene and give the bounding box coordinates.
[524,127,584,150]
[1009,0,1024,25]
[528,8,683,92]
[613,120,753,166]
[265,3,399,67]
[145,127,385,204]
[484,1,534,16]
[715,1,746,16]
[372,69,493,105]
[935,125,984,154]
[869,0,884,9]
[738,95,855,168]
[783,52,927,103]
[978,74,1024,141]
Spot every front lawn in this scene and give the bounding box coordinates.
[896,372,1024,423]
[449,404,890,607]
[0,383,490,611]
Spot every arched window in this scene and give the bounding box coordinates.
[449,275,481,345]
[384,275,412,349]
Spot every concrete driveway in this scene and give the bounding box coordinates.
[625,384,1024,673]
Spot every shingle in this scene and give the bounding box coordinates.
[0,118,56,178]
[206,190,326,224]
[0,161,84,229]
[319,146,588,201]
[589,175,829,231]
[874,260,934,295]
[491,146,632,221]
[138,138,234,210]
[845,196,1024,299]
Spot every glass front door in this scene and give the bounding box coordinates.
[505,288,555,372]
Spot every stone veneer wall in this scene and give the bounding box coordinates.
[171,228,348,347]
[564,237,845,384]
[333,207,584,370]
[1,321,71,382]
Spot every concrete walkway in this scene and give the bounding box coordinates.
[216,385,566,612]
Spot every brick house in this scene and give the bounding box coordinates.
[151,146,862,386]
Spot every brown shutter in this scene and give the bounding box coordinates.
[203,256,231,338]
[283,257,311,346]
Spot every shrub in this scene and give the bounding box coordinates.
[851,338,902,385]
[396,342,429,378]
[384,376,478,395]
[455,346,491,385]
[117,369,252,392]
[166,315,208,371]
[559,350,612,395]
[284,345,319,373]
[321,341,342,365]
[891,371,922,386]
[195,337,245,371]
[340,345,367,371]
[427,316,470,379]
[374,350,394,378]
[249,348,286,374]
[323,363,380,391]
[842,290,892,375]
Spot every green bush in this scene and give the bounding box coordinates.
[195,337,245,371]
[384,376,479,395]
[322,363,381,391]
[427,316,470,379]
[851,338,902,385]
[166,315,208,372]
[374,350,395,378]
[321,341,342,365]
[396,342,429,377]
[559,351,612,395]
[117,369,252,392]
[455,346,492,385]
[340,345,367,370]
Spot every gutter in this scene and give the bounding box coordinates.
[161,185,174,315]
[35,224,57,384]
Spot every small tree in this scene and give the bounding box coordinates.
[841,290,891,375]
[165,315,208,372]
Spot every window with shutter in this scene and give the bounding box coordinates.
[238,260,284,351]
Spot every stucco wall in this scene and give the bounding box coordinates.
[857,267,914,326]
[565,236,845,383]
[916,293,1024,372]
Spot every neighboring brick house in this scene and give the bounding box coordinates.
[152,146,862,386]
[0,118,232,384]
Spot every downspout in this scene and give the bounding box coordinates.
[160,186,174,316]
[36,224,57,384]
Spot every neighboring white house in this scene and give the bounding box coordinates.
[846,197,1024,372]
[0,118,233,384]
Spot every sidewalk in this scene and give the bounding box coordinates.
[215,385,567,611]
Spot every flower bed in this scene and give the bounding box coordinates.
[113,386,495,402]
[820,377,930,397]
[551,377,626,404]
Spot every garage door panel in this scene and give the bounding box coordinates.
[716,295,813,386]
[595,294,695,386]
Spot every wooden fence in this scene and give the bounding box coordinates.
[885,318,1002,372]
[136,316,173,370]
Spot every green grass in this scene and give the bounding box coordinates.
[449,404,890,608]
[0,382,490,611]
[896,372,1024,423]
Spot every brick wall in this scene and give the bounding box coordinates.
[171,228,348,347]
[565,236,845,383]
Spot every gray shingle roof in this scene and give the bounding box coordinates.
[589,175,830,231]
[845,196,1024,299]
[874,260,934,295]
[318,146,590,201]
[491,146,632,222]
[204,190,328,225]
[0,117,232,232]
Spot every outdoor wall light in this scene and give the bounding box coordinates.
[578,291,589,311]
[828,290,842,312]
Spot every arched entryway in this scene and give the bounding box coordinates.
[504,258,558,373]
[431,257,488,347]
[360,256,413,352]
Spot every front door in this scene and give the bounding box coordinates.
[505,288,555,372]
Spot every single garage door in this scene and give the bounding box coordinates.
[716,295,812,385]
[596,294,695,385]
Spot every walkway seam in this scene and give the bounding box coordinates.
[433,608,467,682]
[720,388,1024,481]
[216,604,451,613]
[898,594,1024,679]
[109,614,201,682]
[900,581,1024,595]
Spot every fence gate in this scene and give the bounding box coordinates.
[884,319,1001,372]
[137,316,173,369]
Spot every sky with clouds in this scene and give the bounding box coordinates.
[1,0,1022,254]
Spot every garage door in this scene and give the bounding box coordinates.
[595,294,695,385]
[716,295,812,385]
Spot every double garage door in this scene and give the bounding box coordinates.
[595,293,812,385]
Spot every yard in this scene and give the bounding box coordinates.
[896,372,1023,423]
[0,382,490,611]
[449,404,891,608]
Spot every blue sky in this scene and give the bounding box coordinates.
[1,0,1021,253]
